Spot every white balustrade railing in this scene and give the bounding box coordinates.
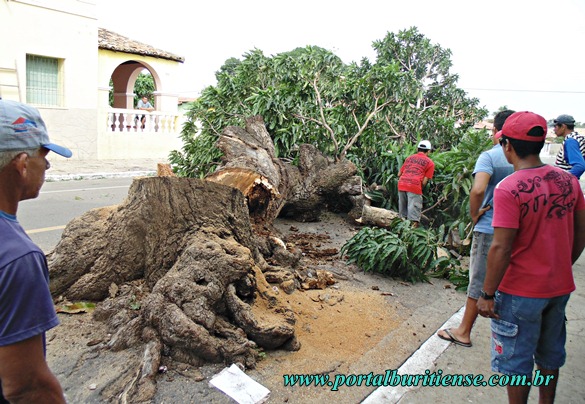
[107,109,179,133]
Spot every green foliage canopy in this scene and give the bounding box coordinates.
[169,27,487,177]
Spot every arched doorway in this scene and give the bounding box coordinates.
[108,60,167,132]
[110,60,161,110]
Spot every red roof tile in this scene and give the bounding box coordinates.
[98,28,184,63]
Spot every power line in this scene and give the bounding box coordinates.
[463,88,585,94]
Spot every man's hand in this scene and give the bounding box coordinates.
[477,296,499,319]
[472,204,491,225]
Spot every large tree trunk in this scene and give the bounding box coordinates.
[48,178,299,401]
[207,116,362,222]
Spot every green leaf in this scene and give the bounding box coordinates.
[56,302,96,314]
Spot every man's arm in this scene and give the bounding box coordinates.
[477,226,517,318]
[421,160,435,188]
[564,138,585,178]
[0,335,65,403]
[469,172,491,224]
[573,209,585,264]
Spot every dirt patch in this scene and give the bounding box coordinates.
[257,287,400,374]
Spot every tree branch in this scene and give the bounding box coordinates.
[292,113,324,127]
[385,116,404,140]
[340,95,392,159]
[422,194,448,214]
[311,75,340,158]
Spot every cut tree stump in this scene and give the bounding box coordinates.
[47,116,366,401]
[48,177,299,402]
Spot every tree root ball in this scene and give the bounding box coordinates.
[48,177,299,400]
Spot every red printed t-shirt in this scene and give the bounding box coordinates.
[398,152,435,195]
[492,165,585,298]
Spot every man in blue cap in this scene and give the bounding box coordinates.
[0,99,72,403]
[553,114,585,179]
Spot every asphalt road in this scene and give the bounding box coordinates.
[18,177,133,252]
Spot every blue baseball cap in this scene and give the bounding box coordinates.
[0,99,72,158]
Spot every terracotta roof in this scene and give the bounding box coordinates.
[98,28,184,63]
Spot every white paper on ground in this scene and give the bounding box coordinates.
[209,363,270,404]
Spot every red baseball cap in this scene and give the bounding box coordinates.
[495,130,503,139]
[500,111,547,142]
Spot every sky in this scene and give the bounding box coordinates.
[96,0,585,122]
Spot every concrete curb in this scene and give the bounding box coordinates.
[363,306,465,403]
[45,171,156,182]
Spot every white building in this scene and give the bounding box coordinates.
[0,0,185,160]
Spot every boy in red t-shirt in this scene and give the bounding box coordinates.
[397,140,435,227]
[478,111,585,403]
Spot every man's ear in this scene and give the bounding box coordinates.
[12,153,29,175]
[503,140,515,156]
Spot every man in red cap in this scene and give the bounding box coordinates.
[478,111,585,403]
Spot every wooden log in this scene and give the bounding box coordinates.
[356,205,399,228]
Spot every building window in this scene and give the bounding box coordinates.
[26,54,63,106]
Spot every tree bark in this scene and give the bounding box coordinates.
[207,115,362,222]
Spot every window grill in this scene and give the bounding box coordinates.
[26,54,63,106]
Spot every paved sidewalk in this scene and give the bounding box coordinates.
[45,157,164,181]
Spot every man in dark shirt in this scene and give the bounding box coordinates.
[0,99,72,403]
